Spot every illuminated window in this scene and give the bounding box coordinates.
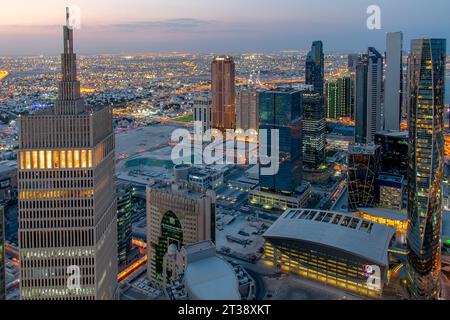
[88,150,93,168]
[81,150,87,168]
[39,150,45,169]
[74,150,80,168]
[32,151,38,169]
[20,152,25,170]
[46,151,52,169]
[60,150,66,169]
[67,150,73,169]
[25,151,31,169]
[53,151,60,169]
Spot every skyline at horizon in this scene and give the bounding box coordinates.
[1,0,450,55]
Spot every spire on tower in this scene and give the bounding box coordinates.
[66,7,70,27]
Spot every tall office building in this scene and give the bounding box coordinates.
[347,53,360,72]
[259,89,303,195]
[305,41,325,95]
[384,32,403,131]
[325,76,353,119]
[236,89,259,131]
[302,90,326,167]
[18,13,117,300]
[0,206,4,300]
[117,183,132,267]
[192,93,212,133]
[146,182,216,286]
[347,144,381,211]
[354,48,384,143]
[406,39,446,299]
[211,56,236,131]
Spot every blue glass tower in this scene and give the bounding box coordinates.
[259,89,303,195]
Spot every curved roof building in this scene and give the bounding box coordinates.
[263,209,396,297]
[184,256,241,300]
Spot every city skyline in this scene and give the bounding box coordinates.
[1,0,450,55]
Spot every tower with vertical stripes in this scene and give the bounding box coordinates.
[18,9,117,300]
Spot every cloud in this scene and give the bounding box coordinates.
[104,18,215,33]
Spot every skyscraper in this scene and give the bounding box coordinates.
[192,93,212,133]
[0,206,4,300]
[211,56,236,131]
[305,41,325,96]
[325,76,353,119]
[18,12,117,300]
[384,32,403,131]
[406,39,446,300]
[259,89,303,194]
[146,182,216,286]
[347,144,381,211]
[236,89,259,131]
[354,48,384,143]
[302,90,326,167]
[117,183,133,267]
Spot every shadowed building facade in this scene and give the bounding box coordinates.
[146,182,216,286]
[406,38,446,300]
[18,13,117,300]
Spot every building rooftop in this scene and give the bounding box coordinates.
[377,174,404,184]
[263,208,395,266]
[376,130,408,138]
[348,143,380,155]
[357,207,408,222]
[184,256,241,300]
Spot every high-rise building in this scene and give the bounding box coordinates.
[192,93,212,133]
[146,182,216,286]
[259,89,303,195]
[354,48,384,143]
[117,183,132,267]
[305,41,325,96]
[325,76,353,119]
[376,173,404,211]
[0,206,4,300]
[375,131,409,179]
[18,13,117,300]
[406,38,446,300]
[302,90,326,167]
[384,32,403,131]
[348,53,360,72]
[236,89,259,131]
[211,56,236,131]
[347,144,381,211]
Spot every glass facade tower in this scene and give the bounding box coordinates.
[302,90,326,167]
[406,39,446,300]
[305,41,325,96]
[259,89,303,195]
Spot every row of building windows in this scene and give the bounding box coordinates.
[19,150,93,170]
[19,189,94,200]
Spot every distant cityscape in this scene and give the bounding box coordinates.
[1,5,450,303]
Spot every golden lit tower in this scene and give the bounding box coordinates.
[211,56,236,131]
[17,9,117,300]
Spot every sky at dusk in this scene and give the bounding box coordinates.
[0,0,449,55]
